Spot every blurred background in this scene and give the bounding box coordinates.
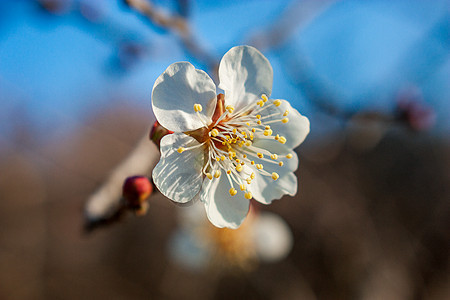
[0,0,449,299]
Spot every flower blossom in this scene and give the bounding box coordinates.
[151,45,310,229]
[169,203,293,271]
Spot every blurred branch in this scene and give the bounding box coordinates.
[84,134,159,230]
[248,0,339,51]
[124,0,217,72]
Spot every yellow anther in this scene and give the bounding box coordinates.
[278,136,287,144]
[240,184,246,191]
[245,192,253,199]
[243,154,247,158]
[273,99,282,107]
[177,147,185,153]
[194,103,203,112]
[246,178,252,184]
[214,170,221,178]
[245,141,252,147]
[286,153,293,159]
[236,164,243,172]
[211,128,219,137]
[257,120,262,125]
[222,141,226,145]
[216,157,220,162]
[250,133,254,140]
[265,125,271,129]
[261,94,268,102]
[264,129,272,136]
[241,161,245,165]
[256,164,263,170]
[232,128,237,134]
[278,161,284,166]
[271,172,279,180]
[227,170,232,174]
[257,153,264,159]
[238,141,245,147]
[242,132,247,138]
[225,105,234,113]
[282,118,289,123]
[246,122,250,126]
[251,128,256,133]
[221,155,226,161]
[271,154,278,160]
[229,188,237,196]
[274,134,280,140]
[283,110,289,116]
[206,173,213,180]
[256,115,261,119]
[250,172,255,179]
[235,159,240,163]
[251,161,255,165]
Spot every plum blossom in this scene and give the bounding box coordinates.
[151,45,309,229]
[169,203,294,271]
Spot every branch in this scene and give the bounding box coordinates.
[84,134,159,229]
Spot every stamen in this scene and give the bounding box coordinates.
[278,161,284,166]
[282,118,289,123]
[271,172,279,180]
[263,129,272,136]
[235,164,243,172]
[286,153,293,159]
[244,192,252,199]
[270,154,278,160]
[214,170,221,178]
[257,153,264,158]
[239,184,246,191]
[278,136,287,144]
[177,147,185,153]
[283,110,289,116]
[256,164,263,170]
[211,128,219,137]
[273,100,282,107]
[194,103,203,112]
[261,94,268,102]
[229,188,237,196]
[226,105,234,113]
[206,173,213,180]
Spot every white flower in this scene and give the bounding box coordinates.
[152,45,310,229]
[169,203,294,271]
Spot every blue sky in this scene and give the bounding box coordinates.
[0,0,448,145]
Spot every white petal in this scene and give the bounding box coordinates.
[246,146,299,204]
[168,228,209,271]
[152,62,217,132]
[201,173,250,229]
[252,212,293,262]
[251,172,297,205]
[218,46,273,110]
[152,133,204,203]
[260,99,310,149]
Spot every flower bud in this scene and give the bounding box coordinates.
[150,121,174,148]
[122,176,152,208]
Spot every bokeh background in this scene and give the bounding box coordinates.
[0,0,449,299]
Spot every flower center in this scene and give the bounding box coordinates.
[179,94,293,198]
